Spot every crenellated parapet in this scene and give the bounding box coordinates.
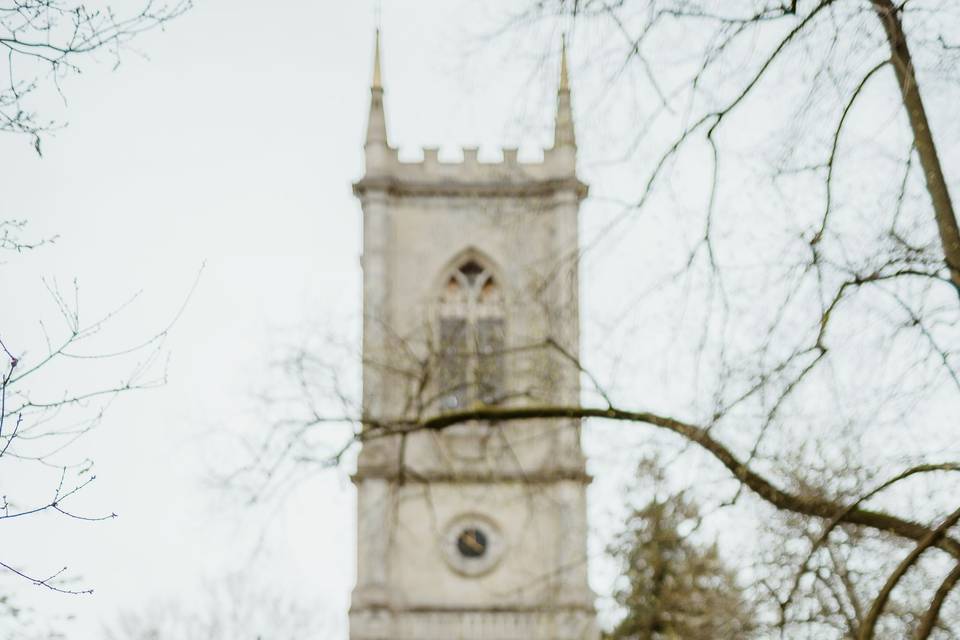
[354,144,586,199]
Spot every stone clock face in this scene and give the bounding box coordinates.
[442,514,505,576]
[456,527,488,558]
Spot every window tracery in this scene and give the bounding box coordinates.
[436,258,505,409]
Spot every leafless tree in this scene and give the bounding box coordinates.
[234,2,960,638]
[0,224,197,635]
[103,572,334,640]
[1,0,190,153]
[477,2,959,636]
[2,0,190,610]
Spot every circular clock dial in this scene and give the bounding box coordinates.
[456,527,488,558]
[442,514,505,576]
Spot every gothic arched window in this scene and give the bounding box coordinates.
[436,258,505,410]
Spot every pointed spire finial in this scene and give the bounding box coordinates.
[372,28,383,90]
[364,27,391,169]
[559,34,570,92]
[553,34,576,155]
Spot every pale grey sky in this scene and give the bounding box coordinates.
[10,0,935,636]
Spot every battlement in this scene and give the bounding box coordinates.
[365,142,574,176]
[354,143,584,198]
[409,146,531,169]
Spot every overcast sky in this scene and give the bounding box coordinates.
[10,0,956,637]
[6,0,956,636]
[1,1,674,636]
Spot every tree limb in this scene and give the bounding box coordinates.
[378,405,960,558]
[870,0,960,298]
[859,505,960,639]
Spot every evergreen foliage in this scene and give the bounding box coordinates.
[607,462,756,640]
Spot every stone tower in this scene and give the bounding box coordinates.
[349,32,597,640]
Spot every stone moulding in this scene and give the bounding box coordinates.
[349,607,598,640]
[350,467,593,484]
[352,175,589,200]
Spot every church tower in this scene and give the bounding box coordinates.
[350,33,597,640]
